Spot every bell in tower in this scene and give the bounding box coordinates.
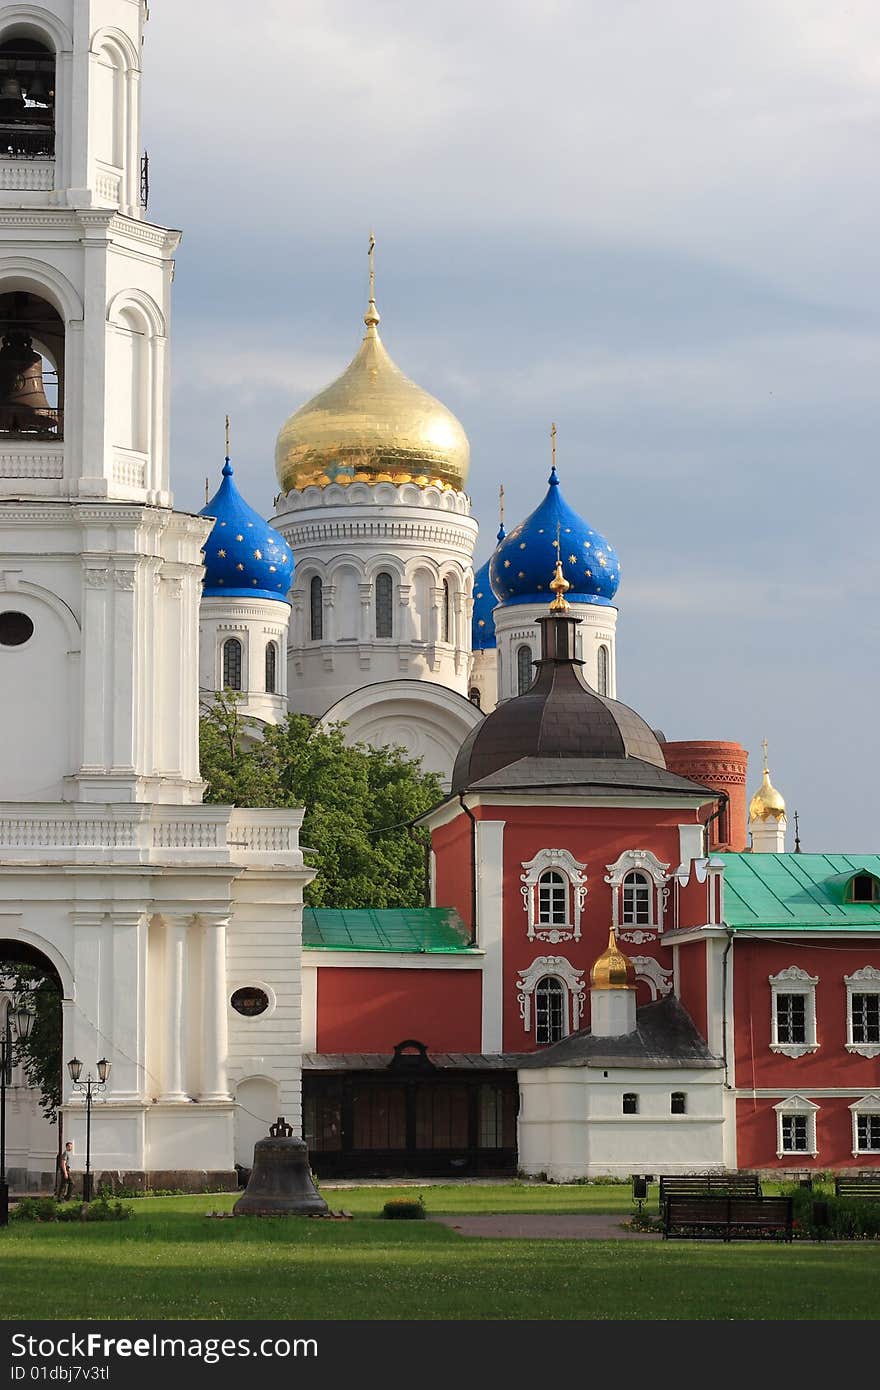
[0,328,54,435]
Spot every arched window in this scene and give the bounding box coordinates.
[265,641,277,694]
[597,644,609,696]
[222,637,242,691]
[517,644,533,695]
[622,871,651,926]
[309,576,323,641]
[468,686,481,709]
[535,977,565,1046]
[0,290,64,440]
[537,870,568,926]
[375,571,393,638]
[671,1092,687,1115]
[622,1093,639,1115]
[849,873,880,904]
[0,37,55,160]
[442,579,451,643]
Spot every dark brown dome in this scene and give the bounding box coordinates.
[452,612,665,793]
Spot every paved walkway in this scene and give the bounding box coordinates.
[431,1213,660,1241]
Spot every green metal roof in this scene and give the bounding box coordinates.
[303,907,474,953]
[718,853,880,930]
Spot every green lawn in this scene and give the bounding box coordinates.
[1,1187,877,1321]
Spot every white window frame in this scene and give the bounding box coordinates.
[604,849,670,941]
[774,1095,819,1158]
[845,966,880,1058]
[769,966,819,1057]
[849,1095,880,1157]
[520,849,587,944]
[516,956,585,1038]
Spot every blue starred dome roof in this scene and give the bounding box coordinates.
[472,523,505,650]
[200,460,293,601]
[489,467,619,607]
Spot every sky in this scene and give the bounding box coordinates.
[142,0,880,850]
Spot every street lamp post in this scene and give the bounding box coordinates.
[66,1057,111,1202]
[1,1005,35,1227]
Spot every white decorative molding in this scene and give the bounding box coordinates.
[629,955,673,1000]
[520,848,587,943]
[113,453,147,489]
[769,967,819,1057]
[849,1094,880,1157]
[844,967,880,1058]
[773,1094,819,1158]
[84,566,110,589]
[605,848,670,934]
[0,158,54,191]
[516,955,585,1034]
[0,447,63,478]
[112,567,137,591]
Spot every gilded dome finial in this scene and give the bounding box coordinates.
[591,928,636,991]
[549,523,571,612]
[748,735,786,823]
[364,230,380,331]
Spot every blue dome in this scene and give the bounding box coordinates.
[489,468,619,607]
[472,522,505,650]
[200,460,293,601]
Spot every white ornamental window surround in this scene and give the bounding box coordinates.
[845,967,880,1058]
[850,1096,880,1156]
[630,956,674,1000]
[605,849,670,940]
[774,1096,819,1158]
[769,966,819,1057]
[516,956,586,1040]
[521,849,587,943]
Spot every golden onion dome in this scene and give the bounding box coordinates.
[274,256,469,495]
[590,928,637,991]
[749,738,786,823]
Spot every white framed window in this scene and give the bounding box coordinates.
[671,1091,687,1115]
[769,966,819,1057]
[309,576,323,641]
[516,643,534,695]
[520,849,587,943]
[605,849,669,941]
[516,956,585,1042]
[850,1095,880,1156]
[622,1093,639,1115]
[845,967,880,1058]
[597,643,609,696]
[222,636,242,690]
[375,571,393,639]
[774,1095,819,1157]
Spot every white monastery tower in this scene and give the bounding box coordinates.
[271,245,482,785]
[0,0,310,1189]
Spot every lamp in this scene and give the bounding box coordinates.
[96,1058,110,1084]
[66,1056,82,1083]
[66,1057,111,1201]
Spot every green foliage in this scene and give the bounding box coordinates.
[199,692,443,908]
[82,1196,132,1223]
[788,1185,880,1240]
[0,964,61,1122]
[10,1196,58,1223]
[382,1196,426,1220]
[11,1195,132,1224]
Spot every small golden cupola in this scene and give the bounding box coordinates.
[590,928,637,991]
[274,237,470,495]
[748,737,786,823]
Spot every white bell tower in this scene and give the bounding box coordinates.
[0,3,312,1191]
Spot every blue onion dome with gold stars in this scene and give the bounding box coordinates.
[200,460,293,601]
[472,522,505,650]
[489,467,619,607]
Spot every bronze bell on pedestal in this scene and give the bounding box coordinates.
[233,1117,328,1217]
[0,330,54,433]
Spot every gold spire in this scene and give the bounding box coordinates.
[274,241,470,494]
[748,736,787,823]
[365,230,380,330]
[499,483,505,527]
[590,928,636,991]
[549,523,571,611]
[551,420,557,472]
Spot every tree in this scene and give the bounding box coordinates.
[199,694,444,908]
[1,963,61,1122]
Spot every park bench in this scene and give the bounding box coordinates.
[663,1195,793,1242]
[658,1173,761,1210]
[834,1176,880,1201]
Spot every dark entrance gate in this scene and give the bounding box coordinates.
[303,1041,519,1178]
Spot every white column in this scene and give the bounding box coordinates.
[477,818,506,1052]
[160,916,189,1102]
[198,915,230,1101]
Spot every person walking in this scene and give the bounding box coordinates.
[55,1141,74,1200]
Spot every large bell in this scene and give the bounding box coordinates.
[0,330,55,434]
[233,1117,328,1217]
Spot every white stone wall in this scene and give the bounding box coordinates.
[468,647,498,714]
[494,601,618,702]
[517,1065,725,1180]
[273,481,478,717]
[199,596,290,726]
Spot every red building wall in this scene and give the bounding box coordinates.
[736,1096,870,1172]
[490,803,703,1052]
[316,967,482,1053]
[676,940,708,1041]
[432,814,474,934]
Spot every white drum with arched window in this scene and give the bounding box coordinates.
[375,571,393,639]
[265,641,278,694]
[222,637,242,690]
[309,576,323,640]
[517,644,533,695]
[597,643,609,696]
